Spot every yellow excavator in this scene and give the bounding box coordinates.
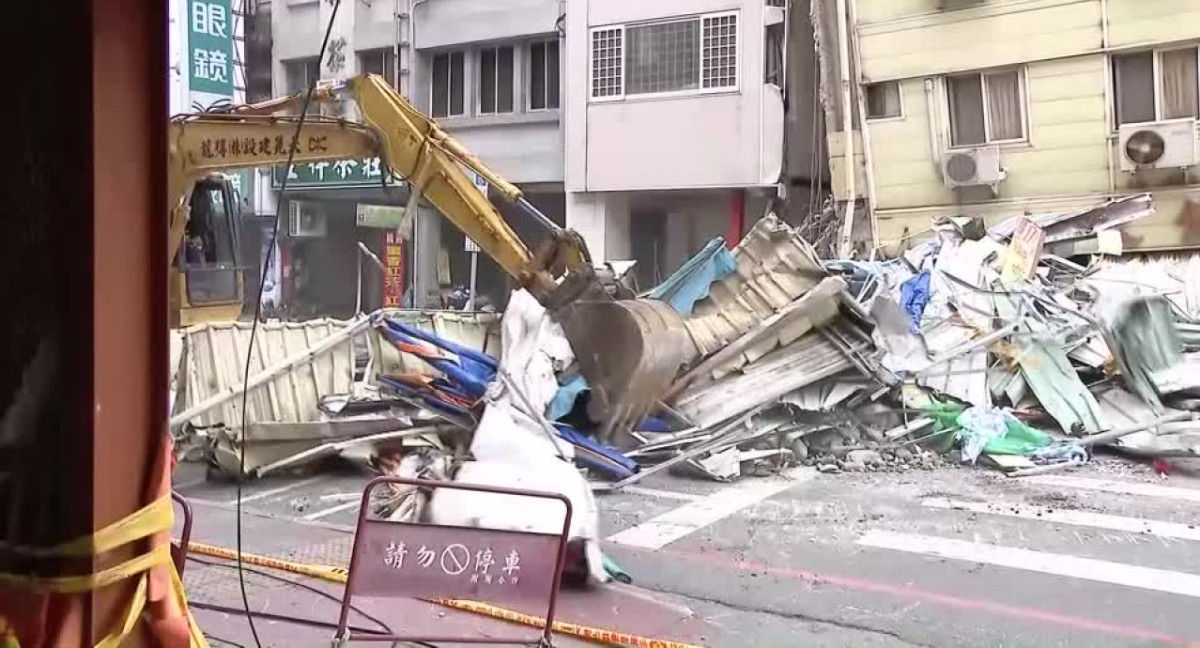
[167,73,691,442]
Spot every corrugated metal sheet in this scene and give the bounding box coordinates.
[178,318,356,430]
[1090,253,1200,318]
[687,215,827,356]
[676,327,856,429]
[178,310,502,433]
[781,375,866,412]
[917,321,991,407]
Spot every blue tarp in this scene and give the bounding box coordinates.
[649,237,738,315]
[547,375,589,421]
[553,423,638,480]
[900,271,932,333]
[377,318,499,401]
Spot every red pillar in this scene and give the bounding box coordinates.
[727,189,746,247]
[0,0,172,644]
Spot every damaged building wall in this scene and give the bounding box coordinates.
[831,0,1200,254]
[563,0,789,267]
[782,0,832,226]
[810,0,872,253]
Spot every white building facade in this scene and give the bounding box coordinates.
[563,0,788,286]
[269,0,566,312]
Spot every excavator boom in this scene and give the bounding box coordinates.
[167,74,692,443]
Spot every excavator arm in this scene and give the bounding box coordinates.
[167,74,691,444]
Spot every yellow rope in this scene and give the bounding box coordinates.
[186,541,704,648]
[0,495,209,648]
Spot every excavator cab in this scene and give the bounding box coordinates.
[174,175,245,326]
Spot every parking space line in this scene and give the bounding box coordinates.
[1019,476,1200,504]
[606,468,815,550]
[923,497,1200,542]
[302,500,360,521]
[620,487,705,502]
[224,475,326,506]
[857,530,1200,599]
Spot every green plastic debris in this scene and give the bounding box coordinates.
[987,416,1053,455]
[921,400,1052,463]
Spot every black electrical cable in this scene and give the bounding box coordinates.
[233,2,342,646]
[202,632,247,648]
[187,555,392,634]
[191,600,389,636]
[186,555,443,647]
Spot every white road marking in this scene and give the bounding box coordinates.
[319,492,363,502]
[224,475,327,506]
[1020,475,1200,504]
[922,497,1200,542]
[606,468,816,550]
[302,500,360,521]
[857,530,1200,599]
[620,487,704,502]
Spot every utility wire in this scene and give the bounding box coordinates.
[234,1,342,646]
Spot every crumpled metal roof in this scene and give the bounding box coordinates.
[686,214,827,356]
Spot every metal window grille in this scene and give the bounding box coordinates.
[591,28,623,98]
[625,19,699,95]
[701,14,737,89]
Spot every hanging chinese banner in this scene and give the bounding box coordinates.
[383,230,405,307]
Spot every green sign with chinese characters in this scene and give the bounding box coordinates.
[356,204,408,228]
[188,0,234,96]
[271,156,401,189]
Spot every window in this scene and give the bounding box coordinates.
[591,27,624,98]
[866,82,902,120]
[359,48,396,85]
[529,40,560,110]
[479,46,515,114]
[589,11,738,100]
[431,51,465,118]
[184,182,239,304]
[701,13,738,89]
[946,69,1025,146]
[1113,47,1199,125]
[627,20,700,94]
[284,57,320,94]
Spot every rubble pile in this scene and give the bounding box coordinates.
[171,191,1200,498]
[609,191,1199,483]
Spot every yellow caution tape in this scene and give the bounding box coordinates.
[0,495,174,558]
[435,597,705,648]
[188,541,350,582]
[0,495,209,648]
[187,541,702,648]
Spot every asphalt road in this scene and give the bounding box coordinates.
[173,457,1200,647]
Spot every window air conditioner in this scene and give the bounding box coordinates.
[941,145,1006,189]
[1118,119,1198,172]
[288,200,327,237]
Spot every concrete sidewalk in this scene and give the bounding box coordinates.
[177,497,725,647]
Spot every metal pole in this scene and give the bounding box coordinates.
[355,247,363,315]
[835,0,857,257]
[466,250,478,310]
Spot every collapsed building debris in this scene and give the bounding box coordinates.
[172,191,1198,505]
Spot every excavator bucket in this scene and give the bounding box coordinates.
[557,297,695,447]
